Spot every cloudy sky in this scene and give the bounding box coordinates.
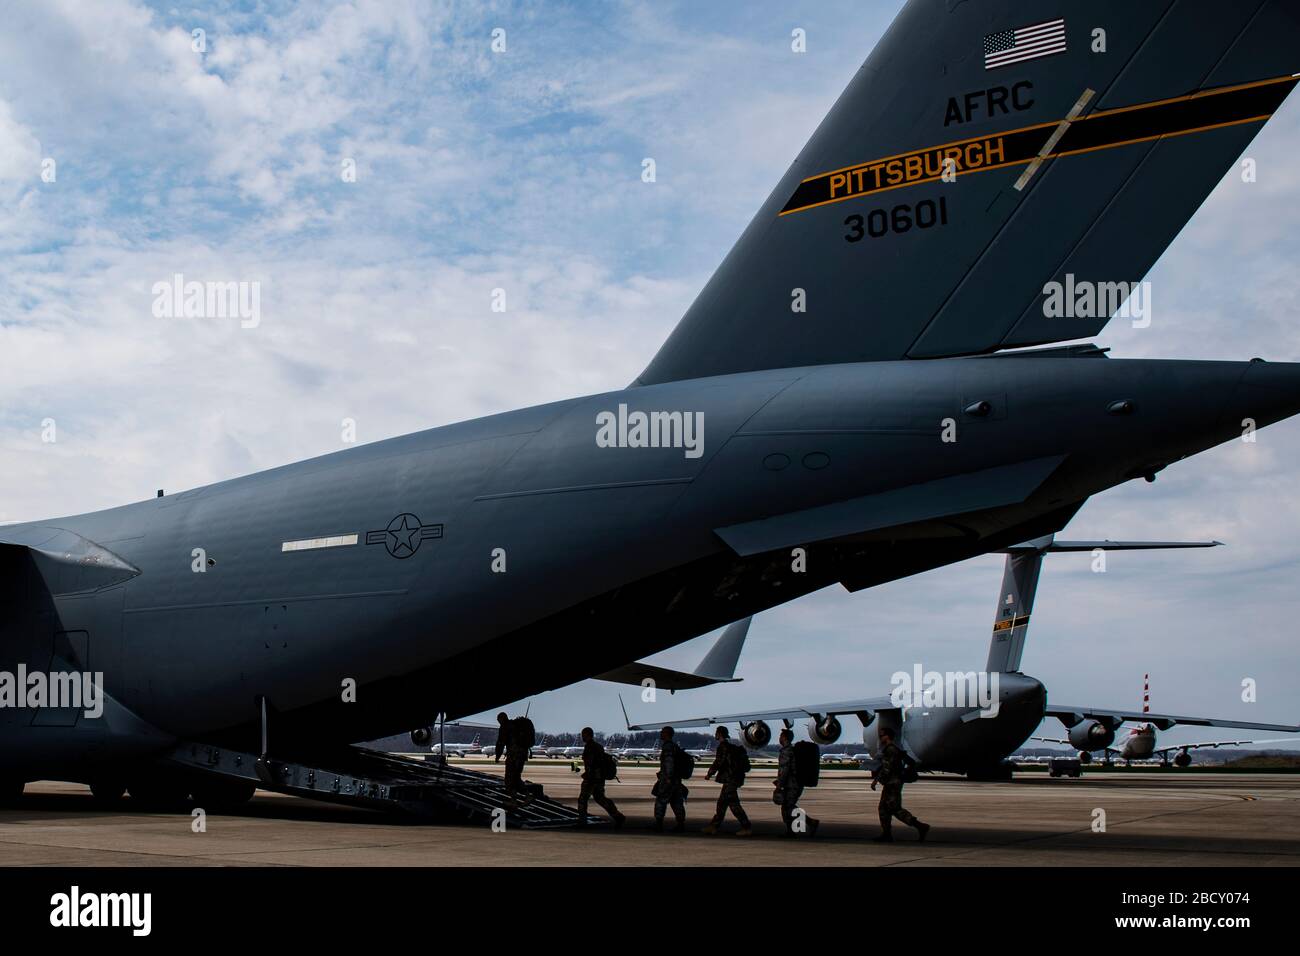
[2,1,1298,748]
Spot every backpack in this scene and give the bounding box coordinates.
[512,717,536,750]
[730,742,751,781]
[675,745,695,780]
[793,741,820,787]
[599,750,619,781]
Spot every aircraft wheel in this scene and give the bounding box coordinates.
[89,780,127,806]
[0,780,24,806]
[189,778,256,811]
[128,776,192,811]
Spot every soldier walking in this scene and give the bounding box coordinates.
[871,725,929,842]
[494,710,535,805]
[651,726,688,832]
[577,727,625,828]
[775,728,819,836]
[704,726,752,837]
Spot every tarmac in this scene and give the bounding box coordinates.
[3,761,1298,866]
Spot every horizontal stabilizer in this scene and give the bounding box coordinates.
[716,455,1064,556]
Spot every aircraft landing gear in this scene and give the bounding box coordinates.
[128,773,193,811]
[189,777,256,811]
[126,770,256,812]
[966,763,1015,782]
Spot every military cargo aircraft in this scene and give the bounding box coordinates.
[3,0,1299,810]
[625,539,1300,779]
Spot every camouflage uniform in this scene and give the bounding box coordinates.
[707,743,750,829]
[775,741,808,832]
[653,743,687,829]
[875,739,923,836]
[578,739,623,825]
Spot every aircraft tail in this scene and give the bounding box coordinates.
[986,538,1047,673]
[986,537,1220,673]
[637,0,1298,386]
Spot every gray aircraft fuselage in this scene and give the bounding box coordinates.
[4,353,1300,782]
[861,673,1047,777]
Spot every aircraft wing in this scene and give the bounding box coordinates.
[1152,738,1298,756]
[1046,706,1300,734]
[0,525,141,594]
[442,719,498,731]
[594,618,751,691]
[1031,736,1122,757]
[594,661,741,692]
[622,696,898,731]
[1000,539,1223,554]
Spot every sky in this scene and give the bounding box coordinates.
[1,1,1299,750]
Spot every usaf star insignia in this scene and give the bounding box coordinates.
[366,513,444,559]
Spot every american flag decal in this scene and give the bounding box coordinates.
[984,18,1066,70]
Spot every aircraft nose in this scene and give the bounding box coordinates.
[1235,360,1300,432]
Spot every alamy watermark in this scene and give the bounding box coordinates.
[595,404,704,459]
[152,273,261,328]
[0,667,104,718]
[50,886,150,936]
[890,665,999,717]
[1042,273,1151,328]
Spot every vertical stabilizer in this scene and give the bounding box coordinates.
[986,538,1220,673]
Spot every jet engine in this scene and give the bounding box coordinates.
[1067,719,1115,752]
[742,721,771,748]
[410,727,433,747]
[860,713,879,756]
[807,715,842,745]
[1173,750,1192,768]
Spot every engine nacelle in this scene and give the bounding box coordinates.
[1173,750,1192,768]
[807,715,842,745]
[410,727,433,747]
[742,721,771,749]
[860,713,879,755]
[1067,719,1115,752]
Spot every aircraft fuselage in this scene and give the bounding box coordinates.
[3,354,1297,781]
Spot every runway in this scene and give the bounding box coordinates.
[3,763,1299,866]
